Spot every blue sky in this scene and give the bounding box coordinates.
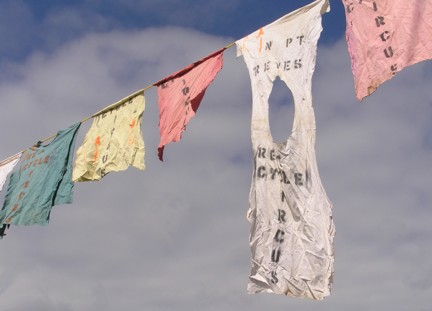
[1,1,432,311]
[0,0,345,65]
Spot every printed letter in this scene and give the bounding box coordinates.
[278,209,286,223]
[271,271,279,284]
[253,65,260,76]
[297,35,304,45]
[257,147,266,158]
[384,46,394,58]
[271,248,281,263]
[265,41,273,51]
[294,59,302,69]
[375,16,385,27]
[274,229,285,243]
[295,173,303,186]
[257,166,266,178]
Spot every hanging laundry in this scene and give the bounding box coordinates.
[236,0,335,300]
[343,0,432,101]
[73,93,145,181]
[0,152,22,192]
[0,123,81,237]
[155,48,225,161]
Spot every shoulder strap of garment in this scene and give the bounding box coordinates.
[236,0,328,145]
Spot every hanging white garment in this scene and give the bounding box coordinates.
[0,152,22,192]
[236,0,335,300]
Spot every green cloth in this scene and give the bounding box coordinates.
[0,123,80,227]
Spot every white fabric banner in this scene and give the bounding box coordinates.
[0,152,22,192]
[236,0,335,300]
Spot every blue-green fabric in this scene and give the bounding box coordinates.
[0,123,81,226]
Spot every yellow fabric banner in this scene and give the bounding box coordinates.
[73,93,145,181]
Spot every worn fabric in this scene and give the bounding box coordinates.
[343,0,432,101]
[0,152,22,192]
[236,0,335,300]
[73,93,145,181]
[0,123,81,229]
[155,48,225,161]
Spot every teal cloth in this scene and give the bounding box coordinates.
[0,123,81,226]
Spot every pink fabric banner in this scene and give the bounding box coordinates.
[155,48,225,161]
[343,0,432,101]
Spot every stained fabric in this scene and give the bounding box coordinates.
[236,0,335,300]
[73,93,145,181]
[343,0,432,101]
[0,123,81,235]
[0,152,22,192]
[155,48,225,161]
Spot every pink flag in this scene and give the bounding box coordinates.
[155,48,225,161]
[343,0,432,101]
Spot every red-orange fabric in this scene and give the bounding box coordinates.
[155,48,225,161]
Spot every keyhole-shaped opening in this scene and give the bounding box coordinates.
[268,77,295,143]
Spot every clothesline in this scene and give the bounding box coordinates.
[0,152,22,166]
[11,41,237,156]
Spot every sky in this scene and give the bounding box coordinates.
[0,0,431,310]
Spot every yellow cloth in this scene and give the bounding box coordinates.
[73,93,145,181]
